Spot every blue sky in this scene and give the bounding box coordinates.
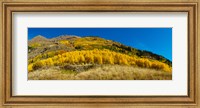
[28,28,172,61]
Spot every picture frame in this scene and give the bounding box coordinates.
[0,0,199,107]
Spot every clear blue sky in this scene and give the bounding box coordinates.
[28,28,172,61]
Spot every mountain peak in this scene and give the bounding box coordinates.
[31,35,48,42]
[32,35,47,40]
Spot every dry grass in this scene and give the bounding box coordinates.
[28,65,172,80]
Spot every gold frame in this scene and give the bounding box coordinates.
[0,0,199,107]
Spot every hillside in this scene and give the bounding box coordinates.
[28,35,172,80]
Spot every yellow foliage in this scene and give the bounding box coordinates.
[94,55,103,64]
[59,40,69,45]
[121,58,129,65]
[28,50,67,64]
[32,61,44,70]
[28,63,33,72]
[29,49,172,73]
[79,55,85,63]
[74,37,107,49]
[30,43,41,48]
[45,58,54,66]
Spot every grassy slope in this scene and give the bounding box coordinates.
[28,65,172,80]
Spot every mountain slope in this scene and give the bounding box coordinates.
[28,35,171,66]
[28,35,172,80]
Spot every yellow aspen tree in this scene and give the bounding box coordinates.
[84,53,90,63]
[58,54,61,58]
[47,58,54,66]
[95,55,103,64]
[28,64,33,72]
[109,56,114,64]
[144,59,151,68]
[121,57,129,65]
[29,49,172,72]
[79,55,85,63]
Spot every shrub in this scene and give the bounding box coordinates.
[28,64,33,72]
[32,61,44,70]
[30,43,41,48]
[59,40,69,45]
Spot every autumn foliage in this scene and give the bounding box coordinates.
[28,49,172,72]
[59,40,70,45]
[29,43,41,48]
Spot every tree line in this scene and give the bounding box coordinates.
[28,49,172,72]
